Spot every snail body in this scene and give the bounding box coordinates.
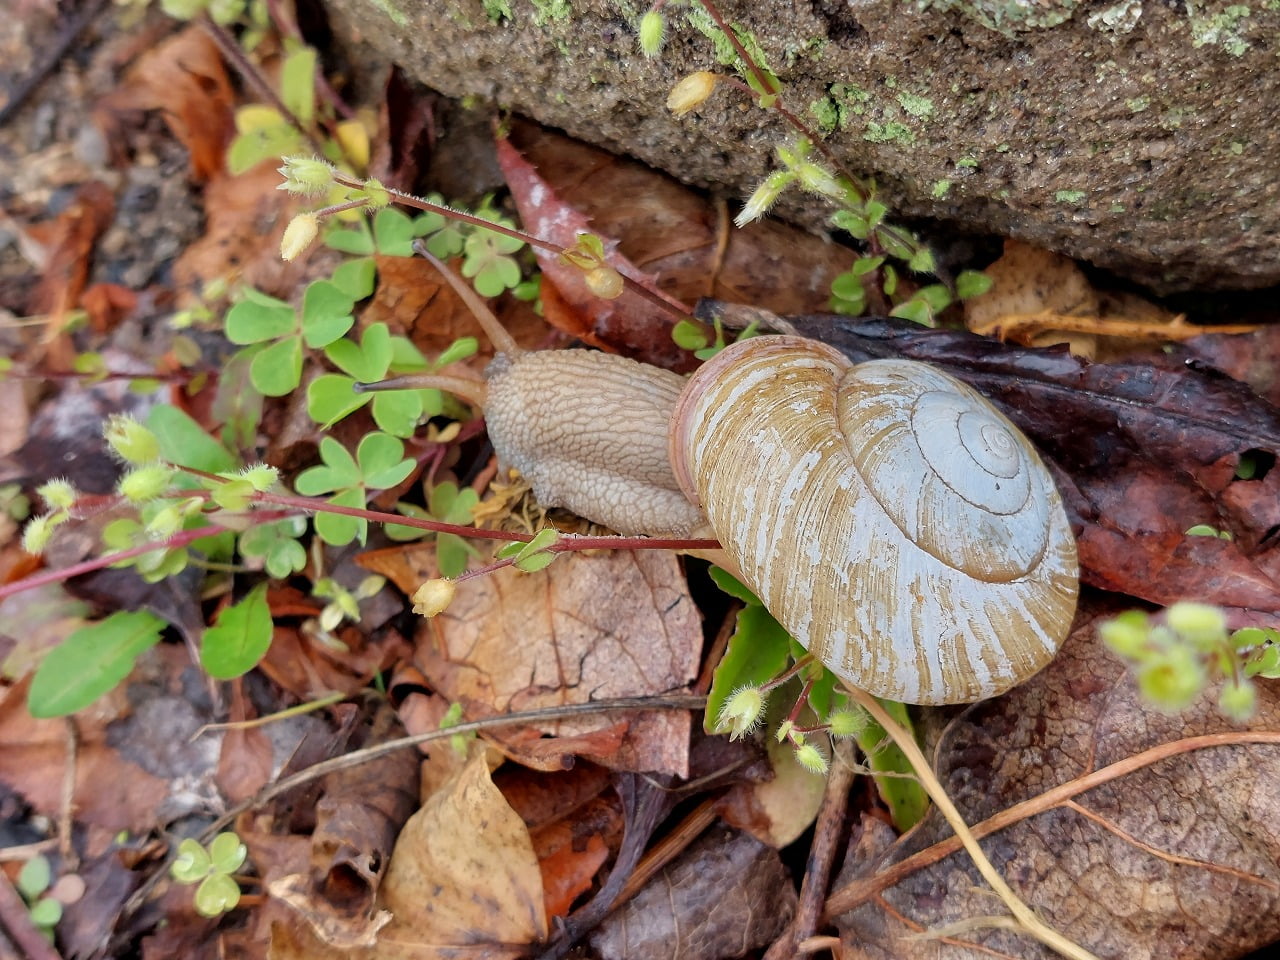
[403,253,1079,705]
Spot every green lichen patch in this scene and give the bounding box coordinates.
[1055,189,1088,203]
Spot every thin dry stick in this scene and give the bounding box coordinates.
[841,685,1100,960]
[117,695,706,924]
[762,738,857,960]
[614,797,720,909]
[825,729,1280,915]
[59,720,77,869]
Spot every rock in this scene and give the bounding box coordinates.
[327,0,1280,293]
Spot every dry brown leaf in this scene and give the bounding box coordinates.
[831,596,1280,959]
[92,25,234,182]
[587,827,796,960]
[717,724,826,849]
[373,746,546,957]
[415,551,700,776]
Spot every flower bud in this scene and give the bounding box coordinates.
[638,11,665,56]
[734,170,795,227]
[1165,601,1227,648]
[412,578,457,617]
[36,478,77,512]
[1218,678,1257,722]
[118,464,174,503]
[667,71,718,117]
[794,742,829,775]
[280,214,319,262]
[105,415,160,464]
[583,265,624,300]
[717,686,767,740]
[276,156,334,196]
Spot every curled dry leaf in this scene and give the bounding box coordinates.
[830,598,1280,959]
[588,827,797,960]
[414,551,700,777]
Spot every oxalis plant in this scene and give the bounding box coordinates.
[4,2,1267,957]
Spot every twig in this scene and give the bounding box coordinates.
[0,0,109,128]
[840,685,1100,960]
[117,695,706,925]
[762,738,856,960]
[825,729,1280,915]
[59,720,77,870]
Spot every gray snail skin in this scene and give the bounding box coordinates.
[397,255,1080,705]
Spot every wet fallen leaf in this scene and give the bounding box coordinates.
[830,597,1280,959]
[415,551,700,776]
[587,826,796,960]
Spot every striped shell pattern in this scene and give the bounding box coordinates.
[670,336,1079,705]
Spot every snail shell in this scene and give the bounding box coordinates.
[669,336,1079,705]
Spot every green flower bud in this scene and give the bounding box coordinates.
[1099,611,1150,659]
[118,464,174,503]
[638,11,666,56]
[1137,646,1205,712]
[1165,602,1227,648]
[1218,679,1256,722]
[239,464,279,492]
[105,415,159,464]
[828,708,868,738]
[22,514,54,555]
[734,170,796,227]
[276,156,335,196]
[36,478,77,511]
[717,686,767,741]
[794,742,829,775]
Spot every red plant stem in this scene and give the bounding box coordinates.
[329,173,695,322]
[0,526,226,602]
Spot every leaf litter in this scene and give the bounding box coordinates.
[0,6,1279,959]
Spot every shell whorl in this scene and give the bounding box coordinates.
[671,336,1079,705]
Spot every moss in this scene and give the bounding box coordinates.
[916,0,1082,35]
[482,0,511,23]
[896,92,935,120]
[364,0,408,28]
[931,179,953,198]
[531,0,571,27]
[1125,95,1151,112]
[864,121,917,146]
[956,155,980,168]
[1187,3,1254,56]
[1055,189,1087,203]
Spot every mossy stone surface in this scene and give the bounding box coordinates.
[329,0,1280,292]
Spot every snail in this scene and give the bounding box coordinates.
[377,253,1079,705]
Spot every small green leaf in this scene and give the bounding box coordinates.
[708,566,762,605]
[889,298,934,326]
[434,336,479,368]
[301,280,356,348]
[29,611,167,717]
[915,283,953,313]
[147,406,238,475]
[209,832,248,873]
[672,320,710,351]
[279,46,316,127]
[200,584,272,679]
[514,551,557,573]
[28,897,62,927]
[16,856,52,899]
[307,373,368,427]
[907,246,936,274]
[331,257,377,300]
[295,437,360,494]
[856,699,929,831]
[324,223,375,256]
[371,390,424,437]
[314,488,365,545]
[326,322,392,382]
[194,873,241,916]
[172,837,212,882]
[372,207,416,256]
[250,336,303,396]
[224,294,295,344]
[955,269,994,300]
[357,433,414,488]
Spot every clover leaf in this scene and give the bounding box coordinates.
[294,433,416,545]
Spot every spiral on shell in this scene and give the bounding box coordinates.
[670,336,1079,705]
